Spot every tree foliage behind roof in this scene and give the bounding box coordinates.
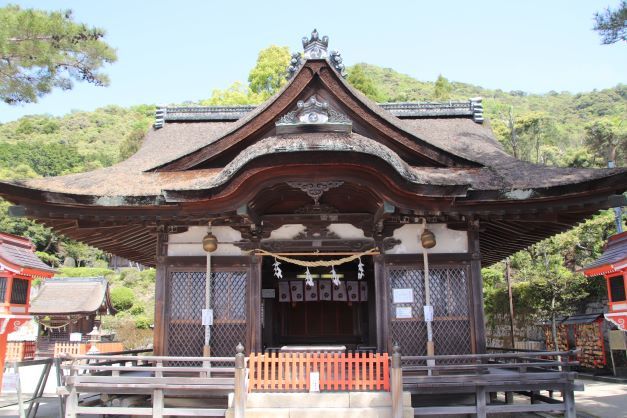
[0,5,117,104]
[593,0,627,44]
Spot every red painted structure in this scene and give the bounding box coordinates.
[582,231,627,331]
[0,233,55,389]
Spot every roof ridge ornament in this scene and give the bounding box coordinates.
[275,94,352,134]
[303,29,329,59]
[286,29,347,79]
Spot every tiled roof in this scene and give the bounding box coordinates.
[153,100,484,127]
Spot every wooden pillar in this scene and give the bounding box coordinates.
[468,222,487,354]
[153,232,168,356]
[390,344,403,418]
[248,255,262,353]
[374,255,388,352]
[234,343,246,418]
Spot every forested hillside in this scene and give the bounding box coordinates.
[0,48,624,339]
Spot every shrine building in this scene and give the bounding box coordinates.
[1,30,626,360]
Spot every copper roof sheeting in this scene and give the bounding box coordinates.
[582,231,627,275]
[29,277,116,315]
[0,233,56,274]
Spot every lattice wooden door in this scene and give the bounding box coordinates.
[167,270,248,358]
[387,266,472,358]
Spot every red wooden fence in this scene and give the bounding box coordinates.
[6,341,36,361]
[248,352,389,392]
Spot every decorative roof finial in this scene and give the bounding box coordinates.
[302,29,329,59]
[286,30,347,80]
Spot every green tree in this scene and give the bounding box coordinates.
[516,113,553,163]
[248,45,291,98]
[347,64,386,101]
[433,74,452,100]
[593,1,627,44]
[201,81,265,106]
[0,5,117,104]
[584,118,626,165]
[59,239,104,267]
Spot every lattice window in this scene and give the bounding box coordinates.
[388,266,471,360]
[167,270,248,359]
[10,278,29,304]
[0,277,7,302]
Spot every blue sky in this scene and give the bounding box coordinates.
[0,0,625,123]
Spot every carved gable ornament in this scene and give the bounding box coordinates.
[276,95,352,134]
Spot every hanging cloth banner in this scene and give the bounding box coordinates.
[253,248,378,267]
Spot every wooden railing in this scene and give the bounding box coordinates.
[390,347,580,418]
[248,352,389,392]
[6,341,36,361]
[53,342,124,357]
[59,345,245,418]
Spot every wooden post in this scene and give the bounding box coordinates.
[505,258,515,348]
[374,255,388,352]
[476,387,487,418]
[65,359,78,418]
[153,232,168,356]
[234,343,246,418]
[563,384,576,418]
[152,389,163,418]
[391,344,403,418]
[55,357,65,417]
[468,225,487,354]
[505,392,513,404]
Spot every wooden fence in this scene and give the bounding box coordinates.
[248,352,389,392]
[53,342,124,357]
[6,341,36,361]
[60,348,242,418]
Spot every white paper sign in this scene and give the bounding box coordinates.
[201,309,213,326]
[395,306,412,319]
[393,288,414,304]
[423,305,434,322]
[309,372,320,392]
[262,289,276,299]
[69,332,82,342]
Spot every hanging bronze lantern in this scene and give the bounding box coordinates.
[420,228,436,249]
[202,232,218,253]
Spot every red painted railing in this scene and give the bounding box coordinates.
[6,341,36,361]
[248,352,389,392]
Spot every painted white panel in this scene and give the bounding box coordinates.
[268,224,306,239]
[327,223,365,239]
[385,223,467,254]
[167,226,244,256]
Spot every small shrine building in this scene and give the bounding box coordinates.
[1,31,626,360]
[582,231,627,331]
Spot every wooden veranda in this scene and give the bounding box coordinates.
[56,346,580,417]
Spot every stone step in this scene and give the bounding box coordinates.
[244,391,411,408]
[227,406,415,418]
[226,391,414,418]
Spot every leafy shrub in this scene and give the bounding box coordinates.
[129,304,145,315]
[56,267,114,278]
[110,287,134,311]
[134,316,152,330]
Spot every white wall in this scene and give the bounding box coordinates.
[385,223,468,254]
[167,226,244,256]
